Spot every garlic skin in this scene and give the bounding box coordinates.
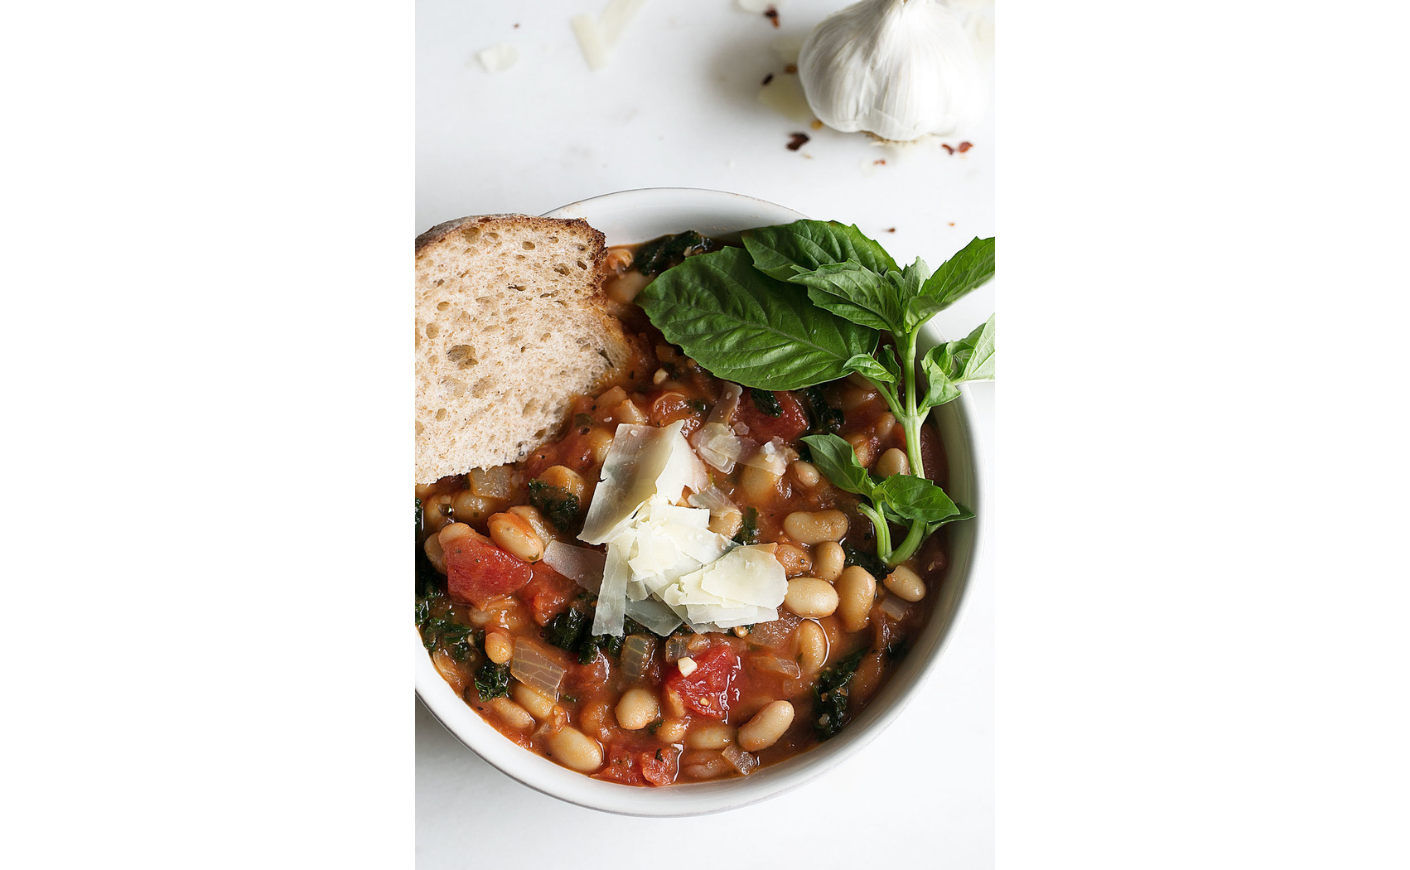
[798,0,987,142]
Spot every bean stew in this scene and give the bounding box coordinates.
[416,235,955,786]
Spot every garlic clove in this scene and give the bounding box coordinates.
[798,0,987,142]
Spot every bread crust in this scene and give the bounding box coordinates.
[414,213,634,483]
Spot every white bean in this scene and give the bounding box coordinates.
[785,577,839,618]
[615,688,660,731]
[813,541,845,582]
[548,726,603,772]
[884,564,927,602]
[738,701,795,751]
[836,565,877,633]
[782,510,849,544]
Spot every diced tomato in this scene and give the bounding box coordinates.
[734,388,808,442]
[444,536,533,609]
[664,644,740,720]
[594,743,678,787]
[520,562,579,626]
[649,392,705,437]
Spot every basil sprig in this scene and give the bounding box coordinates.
[637,220,994,567]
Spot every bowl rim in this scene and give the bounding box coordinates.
[415,186,983,816]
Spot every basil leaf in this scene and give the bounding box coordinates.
[873,475,961,524]
[800,434,874,497]
[844,353,896,385]
[743,220,899,281]
[920,237,995,310]
[920,346,962,407]
[904,295,948,332]
[958,315,995,381]
[789,260,903,333]
[637,247,878,390]
[920,316,996,407]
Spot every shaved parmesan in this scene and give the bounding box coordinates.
[658,545,788,630]
[579,421,706,544]
[592,536,632,636]
[624,597,682,636]
[476,43,518,74]
[599,0,649,45]
[577,421,785,637]
[571,14,610,71]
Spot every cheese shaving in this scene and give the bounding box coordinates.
[571,14,610,71]
[476,43,519,74]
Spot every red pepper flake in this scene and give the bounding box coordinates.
[784,63,798,74]
[884,227,897,233]
[948,222,955,227]
[513,23,520,28]
[786,132,810,151]
[942,143,955,155]
[958,141,973,153]
[874,159,886,165]
[764,6,780,27]
[761,73,774,86]
[810,119,823,130]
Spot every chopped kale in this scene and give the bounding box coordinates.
[886,636,910,660]
[573,412,594,431]
[732,507,759,545]
[842,541,887,579]
[803,386,845,436]
[633,230,723,278]
[561,694,579,703]
[415,497,423,538]
[528,479,582,534]
[577,632,624,664]
[750,388,783,417]
[545,607,588,653]
[813,646,868,740]
[473,660,511,701]
[687,398,710,414]
[547,604,624,663]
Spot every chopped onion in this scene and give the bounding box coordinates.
[740,438,794,476]
[707,382,742,426]
[664,636,691,662]
[691,422,754,474]
[543,541,605,593]
[879,594,910,622]
[620,634,656,681]
[754,654,801,679]
[722,744,758,776]
[744,613,798,648]
[510,638,567,699]
[687,485,737,517]
[469,466,513,500]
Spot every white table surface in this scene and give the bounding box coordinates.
[417,2,994,865]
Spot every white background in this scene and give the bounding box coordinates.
[416,2,996,865]
[5,1,1410,868]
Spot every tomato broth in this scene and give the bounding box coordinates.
[416,239,953,786]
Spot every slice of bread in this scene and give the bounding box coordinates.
[415,214,637,484]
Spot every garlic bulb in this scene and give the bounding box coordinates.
[798,0,987,142]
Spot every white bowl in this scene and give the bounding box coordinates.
[415,187,982,816]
